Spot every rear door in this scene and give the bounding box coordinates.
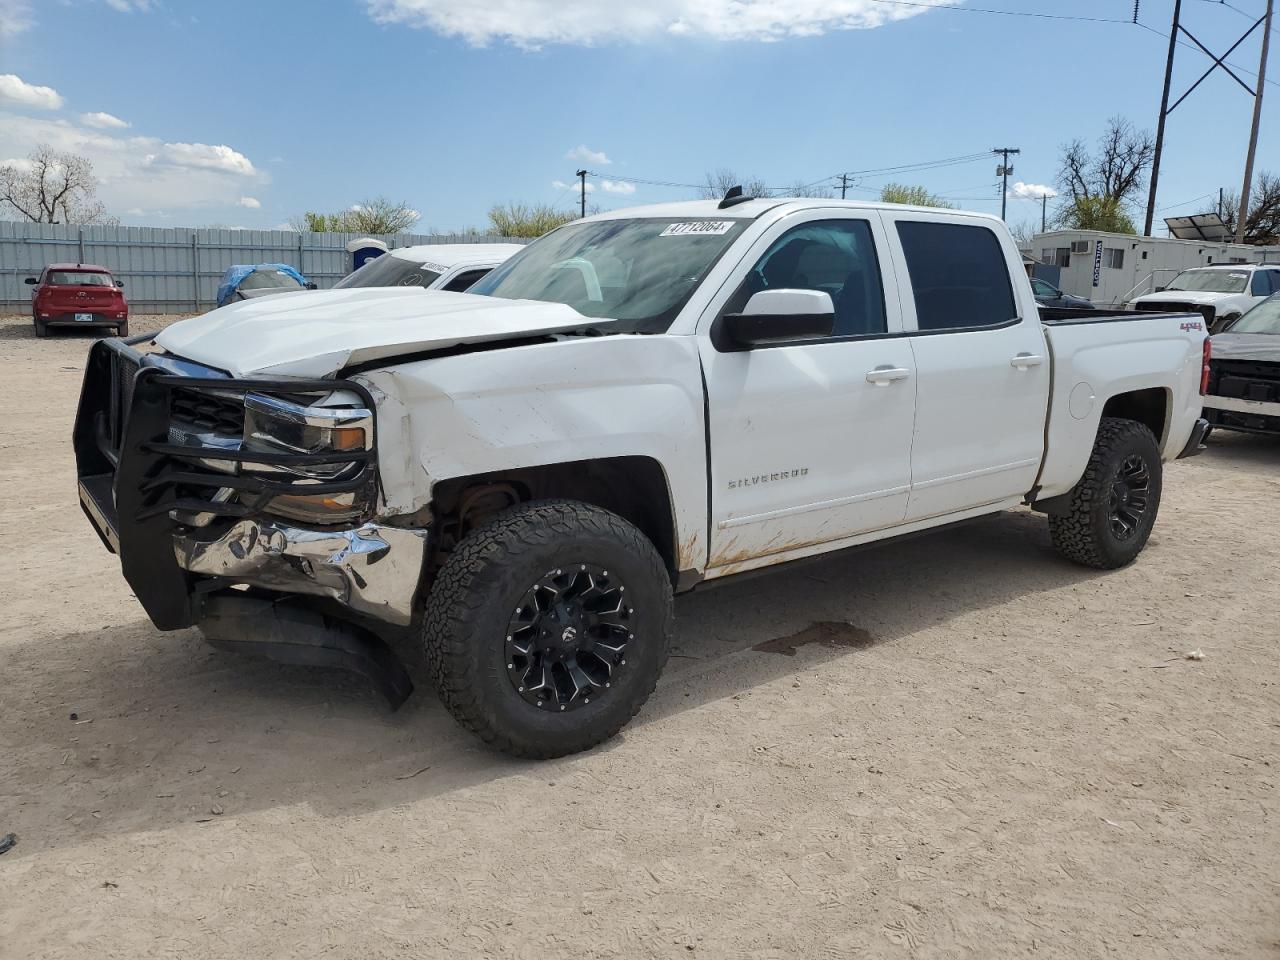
[698,211,917,566]
[879,213,1050,522]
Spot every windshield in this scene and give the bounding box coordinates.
[1229,296,1280,334]
[239,268,304,292]
[333,254,442,290]
[48,270,112,286]
[1167,269,1248,293]
[467,217,750,333]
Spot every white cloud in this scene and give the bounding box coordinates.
[553,179,595,193]
[600,180,636,195]
[0,111,268,216]
[237,196,262,209]
[0,0,33,38]
[0,74,63,111]
[1009,181,1058,200]
[81,111,131,129]
[365,0,940,47]
[566,144,610,166]
[148,141,257,176]
[103,0,155,12]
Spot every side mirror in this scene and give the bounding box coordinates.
[115,280,124,288]
[305,282,318,290]
[717,289,835,350]
[24,277,37,285]
[1154,286,1166,292]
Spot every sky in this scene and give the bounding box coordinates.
[0,0,1275,236]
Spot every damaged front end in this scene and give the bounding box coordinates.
[73,337,425,707]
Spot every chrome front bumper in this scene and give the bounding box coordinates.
[174,519,428,626]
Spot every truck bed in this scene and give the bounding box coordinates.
[1034,308,1206,499]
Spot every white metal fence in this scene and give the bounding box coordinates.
[1,221,529,314]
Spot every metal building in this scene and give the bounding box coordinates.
[1029,229,1280,306]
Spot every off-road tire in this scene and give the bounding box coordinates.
[1050,417,1162,569]
[423,499,673,759]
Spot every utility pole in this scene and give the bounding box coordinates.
[839,174,851,200]
[1236,0,1274,243]
[1146,0,1181,236]
[575,169,588,218]
[1041,193,1049,232]
[993,147,1020,220]
[1219,186,1225,220]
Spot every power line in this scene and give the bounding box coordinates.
[864,0,1134,24]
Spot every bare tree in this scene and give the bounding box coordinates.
[698,169,772,201]
[1208,172,1280,245]
[1057,117,1155,210]
[778,180,835,199]
[0,144,115,224]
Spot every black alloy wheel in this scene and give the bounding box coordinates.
[505,563,632,712]
[1107,453,1151,542]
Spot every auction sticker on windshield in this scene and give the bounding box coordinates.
[660,221,735,237]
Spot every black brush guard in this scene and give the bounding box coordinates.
[73,338,379,631]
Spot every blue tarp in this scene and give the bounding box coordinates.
[215,263,308,307]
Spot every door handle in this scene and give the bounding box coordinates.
[1010,353,1045,369]
[866,365,912,385]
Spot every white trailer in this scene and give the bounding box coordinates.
[1032,229,1280,306]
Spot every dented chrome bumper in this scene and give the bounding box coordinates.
[173,519,427,626]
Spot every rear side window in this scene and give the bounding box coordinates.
[1252,270,1275,297]
[896,221,1017,331]
[442,268,491,292]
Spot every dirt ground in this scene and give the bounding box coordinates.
[0,312,1277,960]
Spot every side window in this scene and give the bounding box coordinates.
[1031,278,1054,297]
[442,268,490,293]
[723,219,888,337]
[896,221,1018,332]
[1251,270,1274,297]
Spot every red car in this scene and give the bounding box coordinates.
[26,263,129,338]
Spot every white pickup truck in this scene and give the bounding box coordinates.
[75,195,1210,758]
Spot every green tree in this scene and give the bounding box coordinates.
[1055,196,1137,234]
[487,202,577,238]
[291,196,420,234]
[879,183,954,209]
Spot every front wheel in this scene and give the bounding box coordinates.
[423,499,673,759]
[1050,417,1163,569]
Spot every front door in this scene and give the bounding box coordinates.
[699,214,917,567]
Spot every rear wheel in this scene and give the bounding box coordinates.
[423,499,672,759]
[33,318,48,338]
[116,322,129,338]
[1050,417,1163,569]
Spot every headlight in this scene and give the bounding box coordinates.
[241,391,373,523]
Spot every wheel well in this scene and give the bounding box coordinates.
[430,457,679,582]
[1101,388,1169,444]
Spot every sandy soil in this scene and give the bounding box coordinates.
[0,312,1277,959]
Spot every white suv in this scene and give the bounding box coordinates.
[1128,263,1280,331]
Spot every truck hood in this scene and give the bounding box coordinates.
[1210,331,1280,363]
[154,287,600,378]
[1132,290,1234,306]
